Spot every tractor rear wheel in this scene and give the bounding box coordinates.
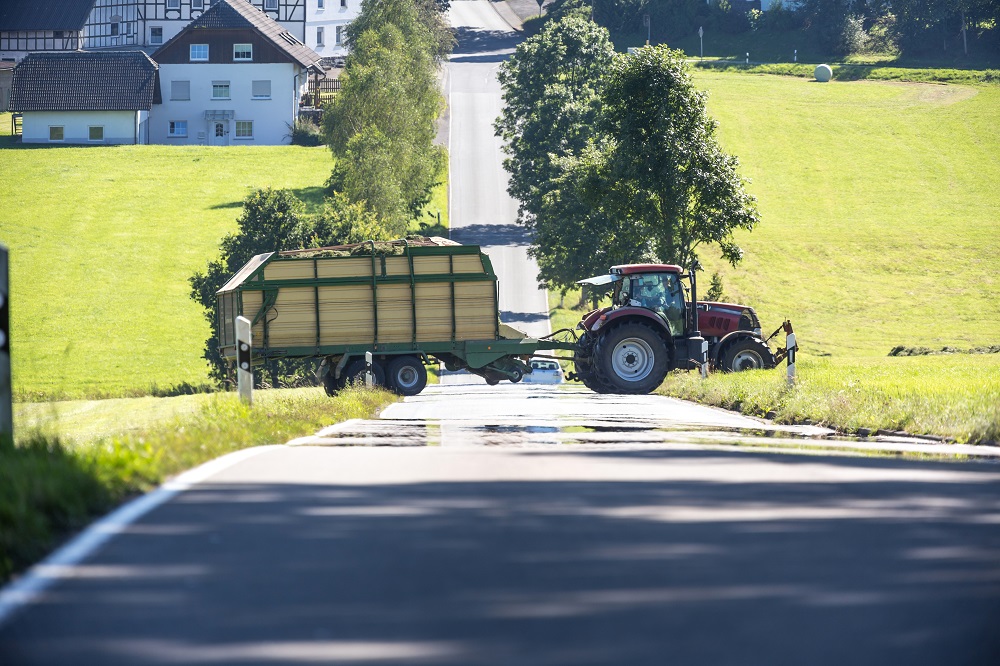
[386,355,427,396]
[593,322,669,394]
[322,371,346,396]
[721,338,777,372]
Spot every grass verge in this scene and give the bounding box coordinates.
[692,60,1000,85]
[656,355,1000,445]
[1,386,395,585]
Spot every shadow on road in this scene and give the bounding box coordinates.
[452,26,520,55]
[451,223,529,246]
[4,448,999,664]
[501,310,550,323]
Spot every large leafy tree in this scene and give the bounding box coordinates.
[586,45,759,271]
[495,8,616,226]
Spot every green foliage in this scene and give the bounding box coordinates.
[705,272,726,301]
[2,387,394,584]
[324,0,449,235]
[310,192,393,246]
[289,118,324,146]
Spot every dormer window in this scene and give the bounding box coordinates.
[233,43,252,61]
[190,44,209,61]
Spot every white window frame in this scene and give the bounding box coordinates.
[212,81,231,100]
[318,0,325,8]
[251,80,271,100]
[168,121,188,138]
[316,27,324,46]
[190,44,209,61]
[88,126,104,142]
[167,0,180,9]
[235,120,254,140]
[233,43,252,61]
[49,126,64,142]
[341,0,347,8]
[150,26,163,45]
[335,26,343,45]
[264,0,278,10]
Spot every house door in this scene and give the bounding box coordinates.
[211,121,228,146]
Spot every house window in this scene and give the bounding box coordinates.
[318,0,325,7]
[252,80,271,99]
[190,44,209,61]
[264,0,278,10]
[89,126,104,142]
[341,0,347,7]
[54,31,63,39]
[212,81,231,99]
[168,121,188,137]
[170,80,190,100]
[110,18,120,37]
[233,43,252,61]
[192,0,204,9]
[150,26,162,44]
[49,126,64,142]
[316,27,324,46]
[335,26,343,45]
[167,0,180,9]
[235,121,254,139]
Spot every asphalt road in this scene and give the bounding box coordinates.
[2,4,1000,664]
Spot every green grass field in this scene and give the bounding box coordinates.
[0,115,447,401]
[547,70,999,440]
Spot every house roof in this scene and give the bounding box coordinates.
[10,51,160,112]
[0,0,94,32]
[156,0,322,71]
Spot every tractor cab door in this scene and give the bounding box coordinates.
[631,273,686,337]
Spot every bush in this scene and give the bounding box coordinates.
[838,14,869,56]
[289,118,324,146]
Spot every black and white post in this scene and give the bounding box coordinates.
[365,351,374,388]
[236,315,252,405]
[786,330,797,386]
[0,245,11,443]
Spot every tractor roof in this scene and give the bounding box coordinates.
[611,264,684,275]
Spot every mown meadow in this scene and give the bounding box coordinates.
[550,69,1000,442]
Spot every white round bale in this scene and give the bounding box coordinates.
[814,64,833,82]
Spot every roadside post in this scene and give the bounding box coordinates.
[794,49,798,62]
[365,351,374,387]
[236,316,252,405]
[643,14,650,45]
[0,245,11,443]
[786,330,797,386]
[699,26,704,59]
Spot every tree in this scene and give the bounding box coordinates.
[324,2,447,234]
[588,46,759,270]
[190,189,391,386]
[496,8,615,226]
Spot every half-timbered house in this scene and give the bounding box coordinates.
[148,0,322,145]
[1,1,352,62]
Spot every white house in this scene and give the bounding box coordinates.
[1,1,354,63]
[9,50,159,144]
[148,0,323,145]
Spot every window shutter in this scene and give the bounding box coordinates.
[252,80,271,98]
[171,80,190,101]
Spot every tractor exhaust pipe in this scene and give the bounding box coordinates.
[687,267,708,378]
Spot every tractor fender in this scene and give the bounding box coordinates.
[711,330,767,365]
[591,307,672,340]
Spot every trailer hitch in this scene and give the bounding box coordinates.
[768,320,797,364]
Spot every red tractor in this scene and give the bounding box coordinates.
[570,264,791,394]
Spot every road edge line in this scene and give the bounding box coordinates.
[0,444,282,628]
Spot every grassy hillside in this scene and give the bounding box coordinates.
[691,72,999,357]
[0,124,334,400]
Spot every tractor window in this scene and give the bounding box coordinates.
[634,273,685,337]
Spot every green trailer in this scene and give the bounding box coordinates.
[216,237,577,395]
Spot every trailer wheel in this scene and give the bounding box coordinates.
[594,323,669,394]
[322,372,346,397]
[721,338,777,372]
[386,356,427,396]
[343,358,386,388]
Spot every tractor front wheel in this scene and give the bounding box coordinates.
[720,338,777,372]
